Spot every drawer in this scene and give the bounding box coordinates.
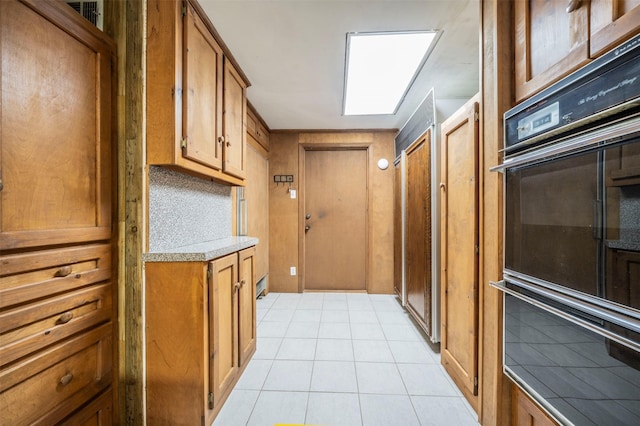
[0,324,112,426]
[59,388,112,426]
[0,244,111,309]
[0,283,112,367]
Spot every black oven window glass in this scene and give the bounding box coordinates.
[505,151,599,296]
[505,294,640,425]
[604,140,640,312]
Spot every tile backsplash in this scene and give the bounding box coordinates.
[148,166,232,251]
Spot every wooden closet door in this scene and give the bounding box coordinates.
[1,0,114,250]
[440,96,480,410]
[405,130,431,333]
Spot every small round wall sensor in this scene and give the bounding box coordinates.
[377,158,389,170]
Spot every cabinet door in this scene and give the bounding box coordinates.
[514,0,589,102]
[223,62,247,179]
[405,131,431,334]
[238,247,256,366]
[513,385,558,426]
[0,0,113,250]
[440,97,479,410]
[210,254,239,407]
[590,0,640,57]
[182,3,223,170]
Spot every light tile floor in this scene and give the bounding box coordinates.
[213,292,479,426]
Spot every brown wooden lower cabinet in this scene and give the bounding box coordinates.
[145,246,256,425]
[513,384,558,426]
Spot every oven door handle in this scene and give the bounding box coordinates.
[593,200,603,240]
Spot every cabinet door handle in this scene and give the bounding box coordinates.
[57,311,74,325]
[54,266,72,277]
[234,282,241,292]
[566,0,580,12]
[59,373,74,386]
[218,136,225,144]
[226,140,231,147]
[240,279,246,287]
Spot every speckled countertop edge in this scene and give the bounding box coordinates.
[143,236,259,262]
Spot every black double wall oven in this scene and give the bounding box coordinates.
[492,34,640,425]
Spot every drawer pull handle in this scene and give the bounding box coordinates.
[57,311,74,324]
[566,0,580,12]
[54,266,72,277]
[59,373,74,386]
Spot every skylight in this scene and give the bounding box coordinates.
[343,31,440,116]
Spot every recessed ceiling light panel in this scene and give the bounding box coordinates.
[343,30,441,116]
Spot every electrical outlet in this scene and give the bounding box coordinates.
[290,266,296,276]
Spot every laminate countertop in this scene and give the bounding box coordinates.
[143,236,259,262]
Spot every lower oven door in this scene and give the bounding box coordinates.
[497,282,640,425]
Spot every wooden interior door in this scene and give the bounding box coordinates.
[182,3,223,170]
[304,149,367,291]
[405,131,431,332]
[440,97,480,409]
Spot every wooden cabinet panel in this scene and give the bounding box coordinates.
[145,262,210,425]
[146,248,256,423]
[0,2,116,424]
[440,96,480,411]
[590,0,640,57]
[182,3,223,170]
[513,385,558,426]
[0,324,112,426]
[514,0,590,102]
[223,62,248,179]
[238,247,256,366]
[0,0,113,250]
[245,144,269,286]
[0,244,111,309]
[210,254,239,407]
[60,389,113,426]
[247,106,270,152]
[147,0,248,186]
[405,131,431,333]
[0,283,112,367]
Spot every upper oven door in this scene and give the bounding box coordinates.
[505,134,640,312]
[505,148,600,296]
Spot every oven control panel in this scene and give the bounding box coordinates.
[517,102,559,140]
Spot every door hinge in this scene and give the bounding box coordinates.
[475,244,479,254]
[180,137,187,149]
[207,267,212,280]
[208,392,214,409]
[182,2,187,17]
[474,111,480,122]
[474,376,478,393]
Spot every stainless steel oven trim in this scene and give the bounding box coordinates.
[498,294,573,426]
[491,113,640,172]
[491,279,640,353]
[499,291,575,426]
[504,269,640,322]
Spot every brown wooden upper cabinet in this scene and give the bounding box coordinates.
[147,0,249,184]
[246,106,270,151]
[515,0,640,102]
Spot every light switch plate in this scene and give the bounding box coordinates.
[290,189,297,199]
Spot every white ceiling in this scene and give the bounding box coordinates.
[201,0,480,130]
